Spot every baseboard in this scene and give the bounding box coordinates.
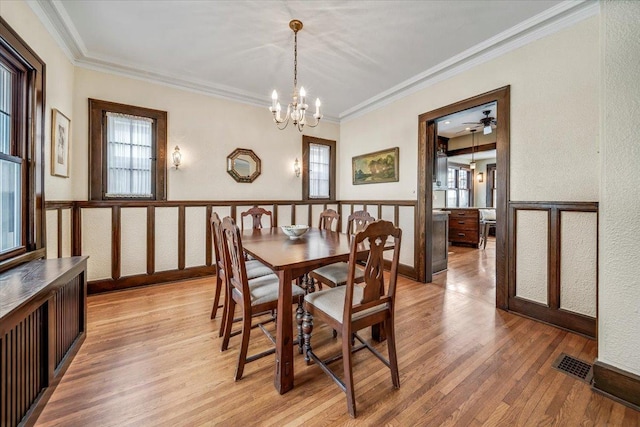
[592,359,640,411]
[88,265,216,294]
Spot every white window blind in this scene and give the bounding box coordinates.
[309,143,330,198]
[106,112,153,198]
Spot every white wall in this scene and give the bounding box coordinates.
[340,17,600,203]
[599,0,640,376]
[2,0,76,201]
[71,68,339,202]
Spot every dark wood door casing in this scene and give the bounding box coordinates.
[417,86,511,310]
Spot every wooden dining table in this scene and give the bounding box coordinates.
[241,226,357,395]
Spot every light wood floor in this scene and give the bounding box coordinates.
[36,244,639,426]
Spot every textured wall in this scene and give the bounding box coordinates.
[515,210,548,305]
[121,208,147,277]
[2,1,77,201]
[72,68,339,202]
[81,208,112,281]
[339,17,600,203]
[560,211,597,317]
[599,0,640,376]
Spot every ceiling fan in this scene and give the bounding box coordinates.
[464,110,497,135]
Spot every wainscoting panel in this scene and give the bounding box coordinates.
[185,206,206,268]
[82,208,112,281]
[45,200,417,293]
[560,211,597,317]
[509,202,598,338]
[61,209,72,258]
[46,209,58,259]
[276,205,292,227]
[398,206,416,268]
[121,208,147,277]
[515,210,549,305]
[155,207,179,272]
[294,204,309,226]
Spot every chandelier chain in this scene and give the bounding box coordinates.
[293,30,298,89]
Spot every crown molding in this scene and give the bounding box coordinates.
[339,0,600,122]
[28,0,596,125]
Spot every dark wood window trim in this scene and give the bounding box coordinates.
[88,99,167,201]
[0,17,46,272]
[486,163,496,207]
[446,163,473,208]
[301,135,336,201]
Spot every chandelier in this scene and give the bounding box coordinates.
[269,19,322,132]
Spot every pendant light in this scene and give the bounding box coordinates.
[470,129,477,170]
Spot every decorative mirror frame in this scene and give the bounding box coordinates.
[227,148,261,183]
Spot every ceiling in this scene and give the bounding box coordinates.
[437,102,497,138]
[32,0,596,121]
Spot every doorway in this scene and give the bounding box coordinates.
[416,86,510,309]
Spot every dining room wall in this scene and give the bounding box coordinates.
[71,67,340,202]
[2,0,76,201]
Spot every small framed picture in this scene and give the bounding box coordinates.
[51,108,70,178]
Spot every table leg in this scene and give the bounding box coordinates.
[275,269,294,394]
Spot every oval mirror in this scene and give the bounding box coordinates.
[227,148,261,183]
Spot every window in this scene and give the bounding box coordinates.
[89,99,167,200]
[486,163,497,207]
[302,136,336,200]
[0,18,45,268]
[446,164,472,208]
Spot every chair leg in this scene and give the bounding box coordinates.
[296,301,304,354]
[342,328,356,418]
[221,298,235,351]
[302,310,314,365]
[211,274,223,319]
[218,290,228,338]
[234,307,252,381]
[385,314,400,389]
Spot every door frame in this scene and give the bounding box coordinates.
[416,86,510,309]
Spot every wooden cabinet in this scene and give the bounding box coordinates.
[434,152,448,190]
[0,257,87,427]
[432,211,449,273]
[447,208,479,246]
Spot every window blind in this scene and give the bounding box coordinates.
[309,143,330,198]
[106,112,153,198]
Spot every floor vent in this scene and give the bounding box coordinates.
[552,353,593,384]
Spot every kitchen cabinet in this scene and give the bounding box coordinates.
[446,208,480,246]
[434,152,448,190]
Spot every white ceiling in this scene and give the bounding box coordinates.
[31,0,597,121]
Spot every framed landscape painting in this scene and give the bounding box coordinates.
[352,147,399,185]
[51,108,70,177]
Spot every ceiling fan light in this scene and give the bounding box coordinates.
[484,125,492,135]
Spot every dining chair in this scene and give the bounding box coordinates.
[240,206,273,230]
[210,213,273,337]
[318,208,340,231]
[478,208,496,250]
[219,216,305,381]
[301,219,402,418]
[308,210,375,291]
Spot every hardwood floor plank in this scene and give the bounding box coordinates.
[32,247,640,426]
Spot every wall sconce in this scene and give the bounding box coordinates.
[172,145,182,169]
[477,172,484,183]
[294,158,301,177]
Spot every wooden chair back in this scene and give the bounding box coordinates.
[240,206,273,230]
[220,217,251,301]
[318,209,340,231]
[346,210,375,236]
[210,212,224,271]
[344,220,402,322]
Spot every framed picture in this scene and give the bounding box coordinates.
[51,108,70,177]
[352,147,399,185]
